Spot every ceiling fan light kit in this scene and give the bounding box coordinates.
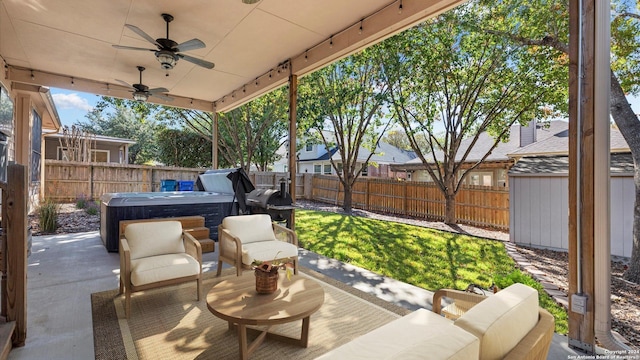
[133,92,149,102]
[156,50,177,69]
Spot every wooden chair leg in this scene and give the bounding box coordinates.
[196,278,202,301]
[216,260,223,276]
[125,291,131,319]
[293,258,299,275]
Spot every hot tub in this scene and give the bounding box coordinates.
[100,191,237,252]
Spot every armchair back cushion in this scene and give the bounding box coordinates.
[454,283,538,360]
[221,214,276,244]
[124,221,185,260]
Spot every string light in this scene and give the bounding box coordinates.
[71,77,75,86]
[31,70,35,80]
[305,50,308,62]
[359,19,364,34]
[329,35,333,48]
[398,0,403,14]
[255,78,259,87]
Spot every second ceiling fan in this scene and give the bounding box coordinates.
[113,13,215,70]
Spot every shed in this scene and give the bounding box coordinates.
[509,153,634,258]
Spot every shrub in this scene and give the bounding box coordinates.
[75,195,87,209]
[38,199,59,233]
[85,201,99,215]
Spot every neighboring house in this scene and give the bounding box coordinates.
[0,81,61,212]
[43,132,135,164]
[274,141,415,178]
[391,120,571,187]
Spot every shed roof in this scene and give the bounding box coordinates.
[508,153,634,176]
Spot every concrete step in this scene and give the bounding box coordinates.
[184,227,210,240]
[198,238,215,253]
[0,320,15,360]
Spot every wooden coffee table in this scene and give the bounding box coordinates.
[207,272,325,360]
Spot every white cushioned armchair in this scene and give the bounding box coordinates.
[119,220,202,318]
[217,214,299,276]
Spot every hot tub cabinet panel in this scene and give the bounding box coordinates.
[100,191,237,252]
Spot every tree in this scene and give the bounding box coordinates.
[76,97,159,164]
[156,127,212,168]
[298,49,392,213]
[159,89,288,171]
[57,125,96,162]
[475,0,640,283]
[377,5,567,224]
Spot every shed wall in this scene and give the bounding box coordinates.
[509,174,632,258]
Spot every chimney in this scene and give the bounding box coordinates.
[519,119,537,147]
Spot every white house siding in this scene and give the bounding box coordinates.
[509,174,632,258]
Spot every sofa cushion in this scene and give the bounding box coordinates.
[241,240,298,265]
[125,221,185,260]
[454,283,538,360]
[315,308,479,360]
[130,253,200,286]
[222,214,276,244]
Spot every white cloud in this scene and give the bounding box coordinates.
[52,93,94,112]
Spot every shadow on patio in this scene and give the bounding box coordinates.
[8,231,588,359]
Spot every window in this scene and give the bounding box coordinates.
[31,109,42,182]
[313,164,321,173]
[305,144,313,152]
[91,150,109,163]
[323,164,331,174]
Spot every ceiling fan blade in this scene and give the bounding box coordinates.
[115,79,133,88]
[175,38,206,52]
[178,54,215,69]
[112,44,156,52]
[148,87,170,94]
[151,93,174,101]
[124,24,161,47]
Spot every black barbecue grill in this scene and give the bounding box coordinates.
[246,180,294,228]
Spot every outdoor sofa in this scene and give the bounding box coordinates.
[315,283,555,360]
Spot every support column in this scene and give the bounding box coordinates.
[5,164,28,346]
[212,112,218,169]
[288,74,298,230]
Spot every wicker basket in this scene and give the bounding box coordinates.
[255,269,279,294]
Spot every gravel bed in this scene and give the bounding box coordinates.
[28,201,639,346]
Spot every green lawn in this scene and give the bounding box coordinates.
[295,209,568,334]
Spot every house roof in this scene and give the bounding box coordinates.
[403,120,570,165]
[509,153,634,176]
[298,141,415,164]
[0,0,465,113]
[45,132,136,145]
[508,123,629,157]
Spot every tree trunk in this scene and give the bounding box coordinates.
[444,191,457,224]
[342,186,353,215]
[610,71,640,284]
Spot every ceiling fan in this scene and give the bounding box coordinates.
[113,13,215,70]
[116,66,173,102]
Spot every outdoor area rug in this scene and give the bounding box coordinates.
[91,266,411,360]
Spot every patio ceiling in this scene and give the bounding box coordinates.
[0,0,465,113]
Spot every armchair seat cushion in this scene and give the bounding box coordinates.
[131,253,200,286]
[315,308,479,360]
[241,240,299,266]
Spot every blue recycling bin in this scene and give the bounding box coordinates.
[160,179,177,191]
[177,180,194,191]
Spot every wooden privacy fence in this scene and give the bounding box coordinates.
[43,161,508,230]
[311,175,510,230]
[43,160,307,202]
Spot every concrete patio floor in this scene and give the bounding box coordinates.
[8,231,588,359]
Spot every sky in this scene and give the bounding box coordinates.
[49,87,640,129]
